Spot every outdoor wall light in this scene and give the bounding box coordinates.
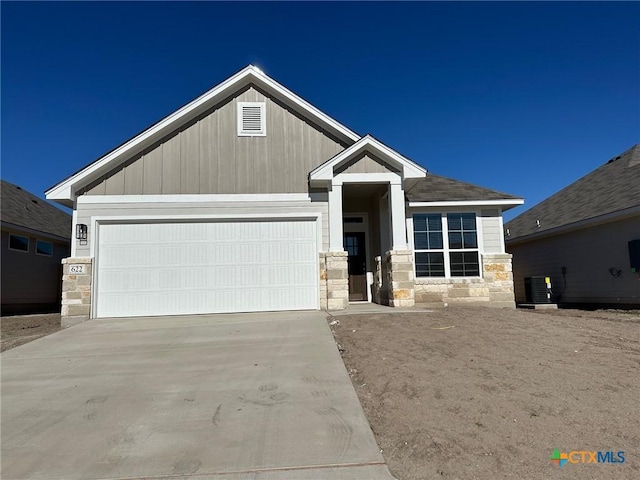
[76,224,88,244]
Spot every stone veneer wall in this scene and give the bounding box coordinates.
[319,254,328,310]
[61,257,93,328]
[321,251,348,310]
[414,253,515,308]
[385,250,415,307]
[373,256,386,305]
[482,253,516,307]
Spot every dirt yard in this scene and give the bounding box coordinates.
[330,306,640,480]
[1,313,61,352]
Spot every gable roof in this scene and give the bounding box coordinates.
[405,173,523,208]
[505,144,640,242]
[46,65,361,206]
[309,134,426,184]
[1,180,72,241]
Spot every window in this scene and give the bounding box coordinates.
[237,102,266,136]
[447,213,480,277]
[9,234,29,252]
[413,214,445,277]
[413,213,480,277]
[36,240,53,256]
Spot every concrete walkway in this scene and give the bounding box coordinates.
[1,311,394,480]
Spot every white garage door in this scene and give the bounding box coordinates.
[95,220,319,318]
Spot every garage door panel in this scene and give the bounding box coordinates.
[96,220,318,318]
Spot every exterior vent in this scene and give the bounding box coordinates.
[237,102,266,136]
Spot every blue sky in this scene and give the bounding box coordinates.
[2,1,639,220]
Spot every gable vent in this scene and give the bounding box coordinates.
[237,102,266,136]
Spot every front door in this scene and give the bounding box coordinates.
[344,232,367,301]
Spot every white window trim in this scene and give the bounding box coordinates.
[237,101,266,136]
[409,213,447,277]
[8,234,30,253]
[35,239,54,257]
[409,211,483,279]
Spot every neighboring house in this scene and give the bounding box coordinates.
[505,145,640,307]
[1,180,72,315]
[45,65,523,326]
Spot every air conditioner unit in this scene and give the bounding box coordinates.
[524,276,551,304]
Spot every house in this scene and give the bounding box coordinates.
[505,145,640,307]
[45,65,523,327]
[1,180,72,315]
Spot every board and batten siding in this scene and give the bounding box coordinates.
[74,198,329,258]
[336,152,401,175]
[508,215,640,305]
[80,86,348,196]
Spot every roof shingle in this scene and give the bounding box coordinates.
[505,145,640,241]
[1,180,72,240]
[405,174,521,203]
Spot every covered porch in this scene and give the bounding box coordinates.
[309,135,427,310]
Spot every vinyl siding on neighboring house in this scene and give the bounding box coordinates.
[80,86,347,196]
[508,216,640,304]
[74,197,329,258]
[1,229,69,308]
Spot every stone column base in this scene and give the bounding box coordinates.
[61,257,93,328]
[386,250,415,307]
[482,253,516,308]
[323,251,348,310]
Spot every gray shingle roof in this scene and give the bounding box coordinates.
[1,180,72,240]
[406,173,521,203]
[505,144,640,242]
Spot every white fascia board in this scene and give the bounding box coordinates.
[253,70,360,144]
[333,172,402,186]
[408,199,525,208]
[46,65,360,203]
[364,136,426,179]
[77,193,312,205]
[310,135,426,182]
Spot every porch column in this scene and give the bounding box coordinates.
[389,181,407,250]
[328,182,344,251]
[326,182,348,310]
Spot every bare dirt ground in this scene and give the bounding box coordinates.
[1,313,61,352]
[330,306,640,480]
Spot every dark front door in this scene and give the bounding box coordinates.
[344,232,367,301]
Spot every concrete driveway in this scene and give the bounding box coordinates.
[1,311,394,480]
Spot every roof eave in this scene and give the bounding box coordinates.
[46,65,361,203]
[309,135,427,186]
[506,204,640,245]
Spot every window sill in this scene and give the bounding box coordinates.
[415,277,484,285]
